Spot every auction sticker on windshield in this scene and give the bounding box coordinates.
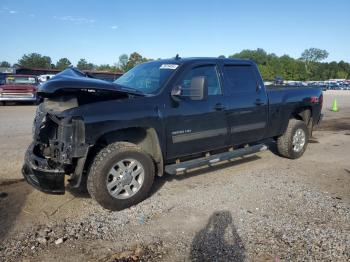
[160,64,178,70]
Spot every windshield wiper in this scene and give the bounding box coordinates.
[112,83,145,96]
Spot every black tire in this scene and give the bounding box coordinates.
[277,119,309,159]
[87,142,155,211]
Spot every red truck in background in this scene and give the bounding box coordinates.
[0,75,39,105]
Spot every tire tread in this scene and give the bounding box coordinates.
[87,142,154,210]
[277,119,308,159]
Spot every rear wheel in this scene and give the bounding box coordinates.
[87,142,155,211]
[277,119,309,159]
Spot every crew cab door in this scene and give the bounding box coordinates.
[165,64,229,159]
[221,63,268,145]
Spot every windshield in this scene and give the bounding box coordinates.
[5,76,37,85]
[114,61,179,94]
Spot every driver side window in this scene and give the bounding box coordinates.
[180,65,222,96]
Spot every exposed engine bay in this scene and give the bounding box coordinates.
[22,68,140,193]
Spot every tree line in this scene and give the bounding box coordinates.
[225,48,349,81]
[1,48,349,80]
[0,52,152,73]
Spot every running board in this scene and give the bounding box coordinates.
[165,144,268,175]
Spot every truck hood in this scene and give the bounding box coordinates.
[36,68,145,113]
[37,68,142,97]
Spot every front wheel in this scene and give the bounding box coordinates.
[277,119,309,159]
[87,142,155,211]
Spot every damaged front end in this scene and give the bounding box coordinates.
[22,96,89,194]
[22,68,140,194]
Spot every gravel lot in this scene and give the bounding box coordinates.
[0,91,349,261]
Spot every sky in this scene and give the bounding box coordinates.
[1,0,350,65]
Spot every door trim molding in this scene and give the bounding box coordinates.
[231,122,266,133]
[172,128,227,143]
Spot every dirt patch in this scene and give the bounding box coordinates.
[0,178,25,186]
[100,242,167,262]
[308,139,319,143]
[317,117,350,131]
[0,181,33,242]
[0,192,8,199]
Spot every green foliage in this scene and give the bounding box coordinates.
[118,54,129,72]
[18,53,52,69]
[10,50,350,79]
[300,48,329,62]
[56,58,72,70]
[116,52,152,72]
[229,48,349,81]
[76,58,96,70]
[299,48,329,79]
[96,64,121,73]
[124,52,150,72]
[0,61,11,67]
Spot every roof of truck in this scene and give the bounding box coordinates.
[153,57,254,65]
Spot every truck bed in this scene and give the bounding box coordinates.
[265,86,323,138]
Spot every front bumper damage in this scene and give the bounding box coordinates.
[22,105,89,194]
[22,143,66,194]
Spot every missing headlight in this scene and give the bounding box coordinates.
[43,95,78,112]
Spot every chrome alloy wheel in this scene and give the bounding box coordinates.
[106,159,145,199]
[292,128,306,152]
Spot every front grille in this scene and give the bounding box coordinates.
[2,93,34,98]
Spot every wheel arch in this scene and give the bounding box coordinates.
[291,107,313,136]
[276,106,313,140]
[291,107,312,123]
[90,127,164,177]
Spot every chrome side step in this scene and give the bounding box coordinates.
[165,144,268,175]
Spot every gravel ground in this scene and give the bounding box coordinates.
[0,91,349,261]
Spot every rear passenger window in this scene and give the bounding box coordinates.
[180,65,222,96]
[224,65,257,93]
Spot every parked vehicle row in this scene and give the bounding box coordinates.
[37,74,56,82]
[266,79,350,91]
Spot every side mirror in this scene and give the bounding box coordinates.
[171,76,208,101]
[171,85,182,97]
[189,76,208,100]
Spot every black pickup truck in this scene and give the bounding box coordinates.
[22,58,323,210]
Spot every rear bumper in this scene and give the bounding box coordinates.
[22,144,65,194]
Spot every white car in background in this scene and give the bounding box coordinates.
[38,74,56,82]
